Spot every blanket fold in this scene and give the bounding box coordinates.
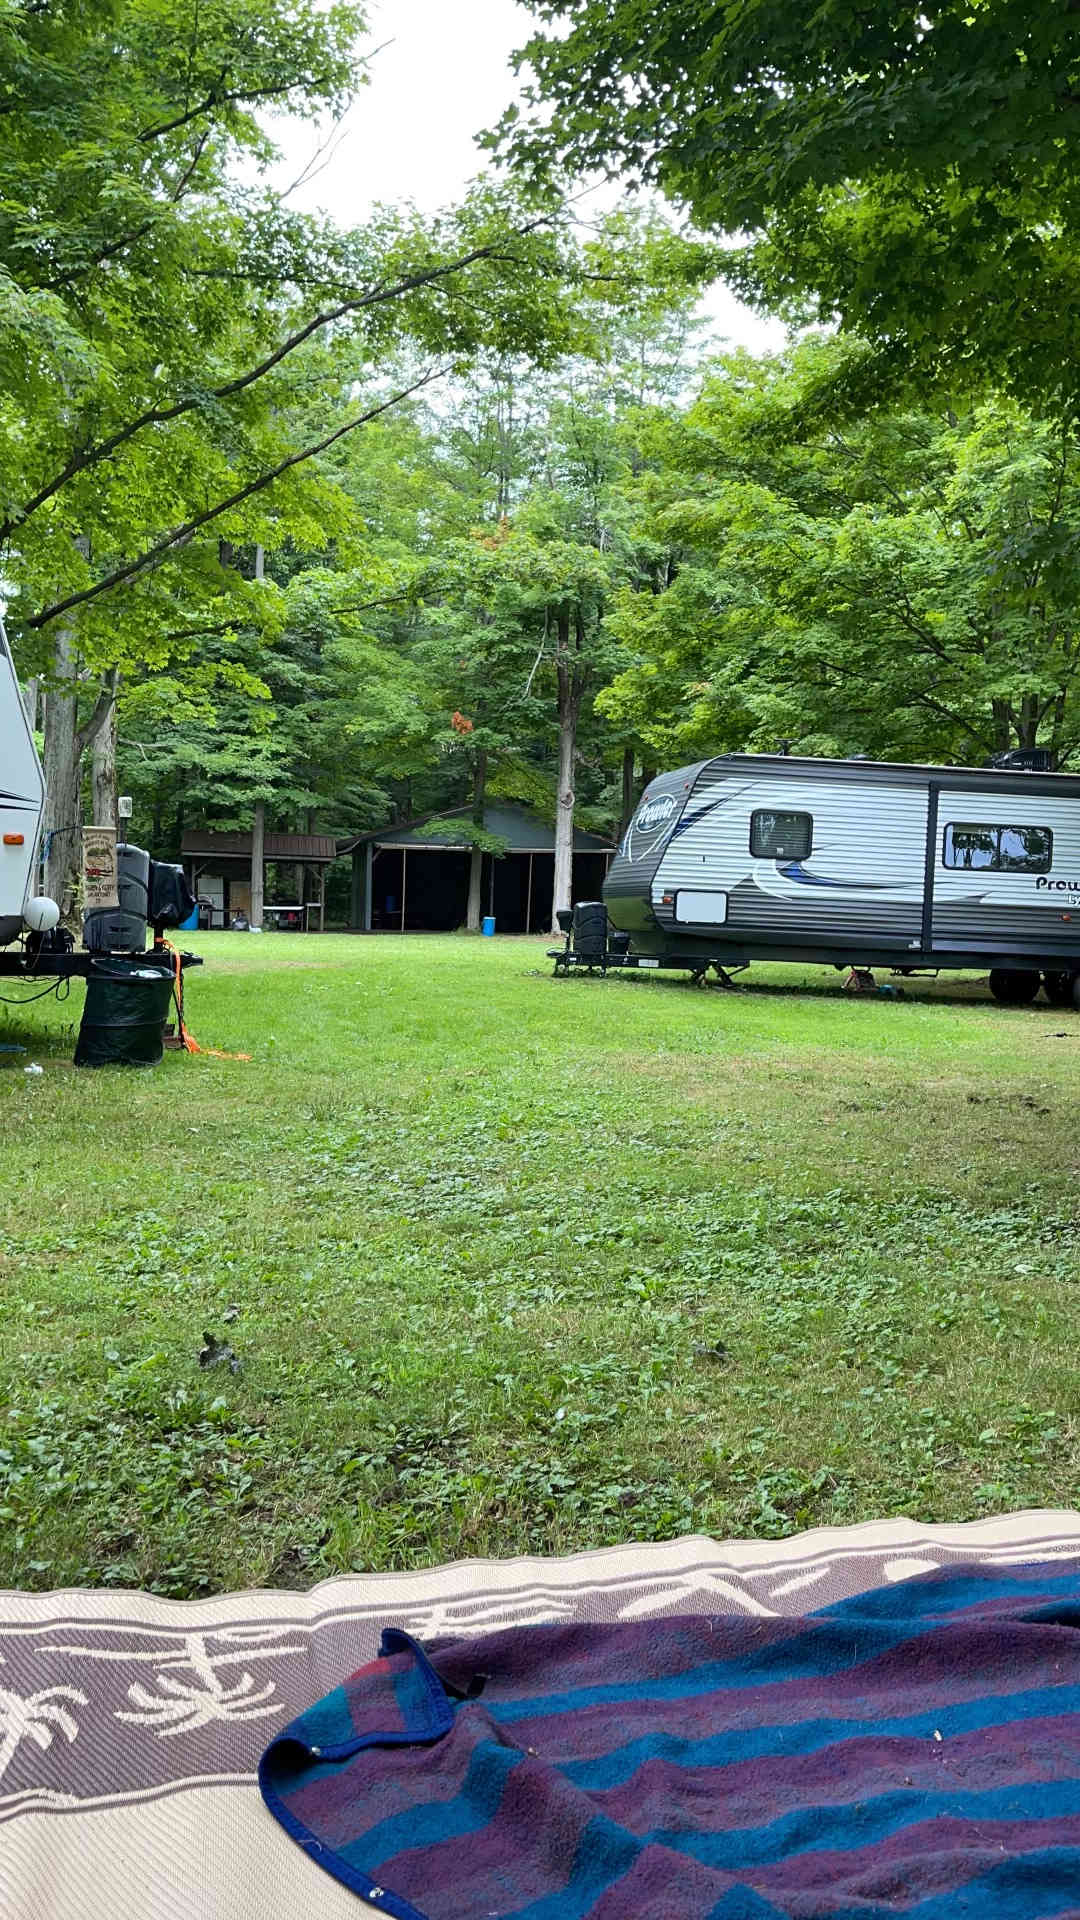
[259,1560,1080,1919]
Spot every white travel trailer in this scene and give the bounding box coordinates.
[0,619,56,947]
[1,620,202,1066]
[605,752,1080,1005]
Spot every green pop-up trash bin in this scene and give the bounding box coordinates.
[74,957,175,1068]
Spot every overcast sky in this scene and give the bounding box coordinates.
[262,0,786,356]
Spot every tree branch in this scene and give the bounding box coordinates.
[137,74,334,143]
[39,129,216,294]
[329,590,415,616]
[75,667,119,754]
[813,653,992,751]
[22,369,448,632]
[1,218,555,546]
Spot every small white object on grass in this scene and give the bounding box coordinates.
[23,1063,43,1075]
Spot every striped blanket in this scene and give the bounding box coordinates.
[260,1559,1080,1919]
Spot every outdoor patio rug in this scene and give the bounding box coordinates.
[2,1512,1080,1918]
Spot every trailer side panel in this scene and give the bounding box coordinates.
[650,768,929,953]
[931,786,1080,960]
[0,621,44,945]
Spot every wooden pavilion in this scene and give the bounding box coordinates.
[180,829,338,930]
[340,804,614,933]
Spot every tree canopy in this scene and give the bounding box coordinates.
[1,0,714,914]
[3,0,658,670]
[501,1,1080,414]
[600,340,1080,769]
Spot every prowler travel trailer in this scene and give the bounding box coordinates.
[604,752,1080,1006]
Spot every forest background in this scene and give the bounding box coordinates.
[7,0,1080,930]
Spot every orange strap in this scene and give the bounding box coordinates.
[161,941,251,1062]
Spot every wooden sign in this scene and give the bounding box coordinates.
[83,825,119,910]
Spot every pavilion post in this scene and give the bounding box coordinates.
[401,847,407,933]
[525,852,534,934]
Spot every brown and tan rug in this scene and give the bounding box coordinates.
[3,1512,1079,1918]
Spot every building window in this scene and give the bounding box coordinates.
[750,809,813,860]
[942,823,1052,873]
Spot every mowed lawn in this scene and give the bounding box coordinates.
[1,932,1079,1597]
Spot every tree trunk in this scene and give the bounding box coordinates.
[465,749,487,932]
[990,699,1012,755]
[42,625,81,916]
[552,616,583,934]
[39,539,117,917]
[294,862,305,905]
[21,676,39,732]
[1019,693,1039,751]
[251,800,265,929]
[91,694,118,828]
[619,747,635,838]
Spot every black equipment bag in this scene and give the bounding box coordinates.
[149,860,196,928]
[74,958,174,1068]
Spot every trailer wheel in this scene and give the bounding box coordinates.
[988,968,1041,1005]
[1044,970,1075,1008]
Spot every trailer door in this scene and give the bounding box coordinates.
[931,788,1080,959]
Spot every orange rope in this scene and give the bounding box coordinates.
[161,941,251,1061]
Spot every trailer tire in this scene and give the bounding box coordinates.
[988,967,1041,1006]
[1044,970,1076,1008]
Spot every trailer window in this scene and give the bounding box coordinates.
[750,810,812,860]
[942,823,1052,873]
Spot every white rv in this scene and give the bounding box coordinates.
[605,752,1080,1005]
[0,619,54,947]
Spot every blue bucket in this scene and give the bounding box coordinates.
[481,915,496,937]
[178,906,198,932]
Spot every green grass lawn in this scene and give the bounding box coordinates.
[1,932,1078,1596]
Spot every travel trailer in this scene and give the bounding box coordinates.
[604,752,1080,1005]
[0,620,197,1008]
[0,619,56,949]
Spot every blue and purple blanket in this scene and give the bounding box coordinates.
[259,1560,1080,1918]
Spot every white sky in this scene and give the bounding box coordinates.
[262,0,786,356]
